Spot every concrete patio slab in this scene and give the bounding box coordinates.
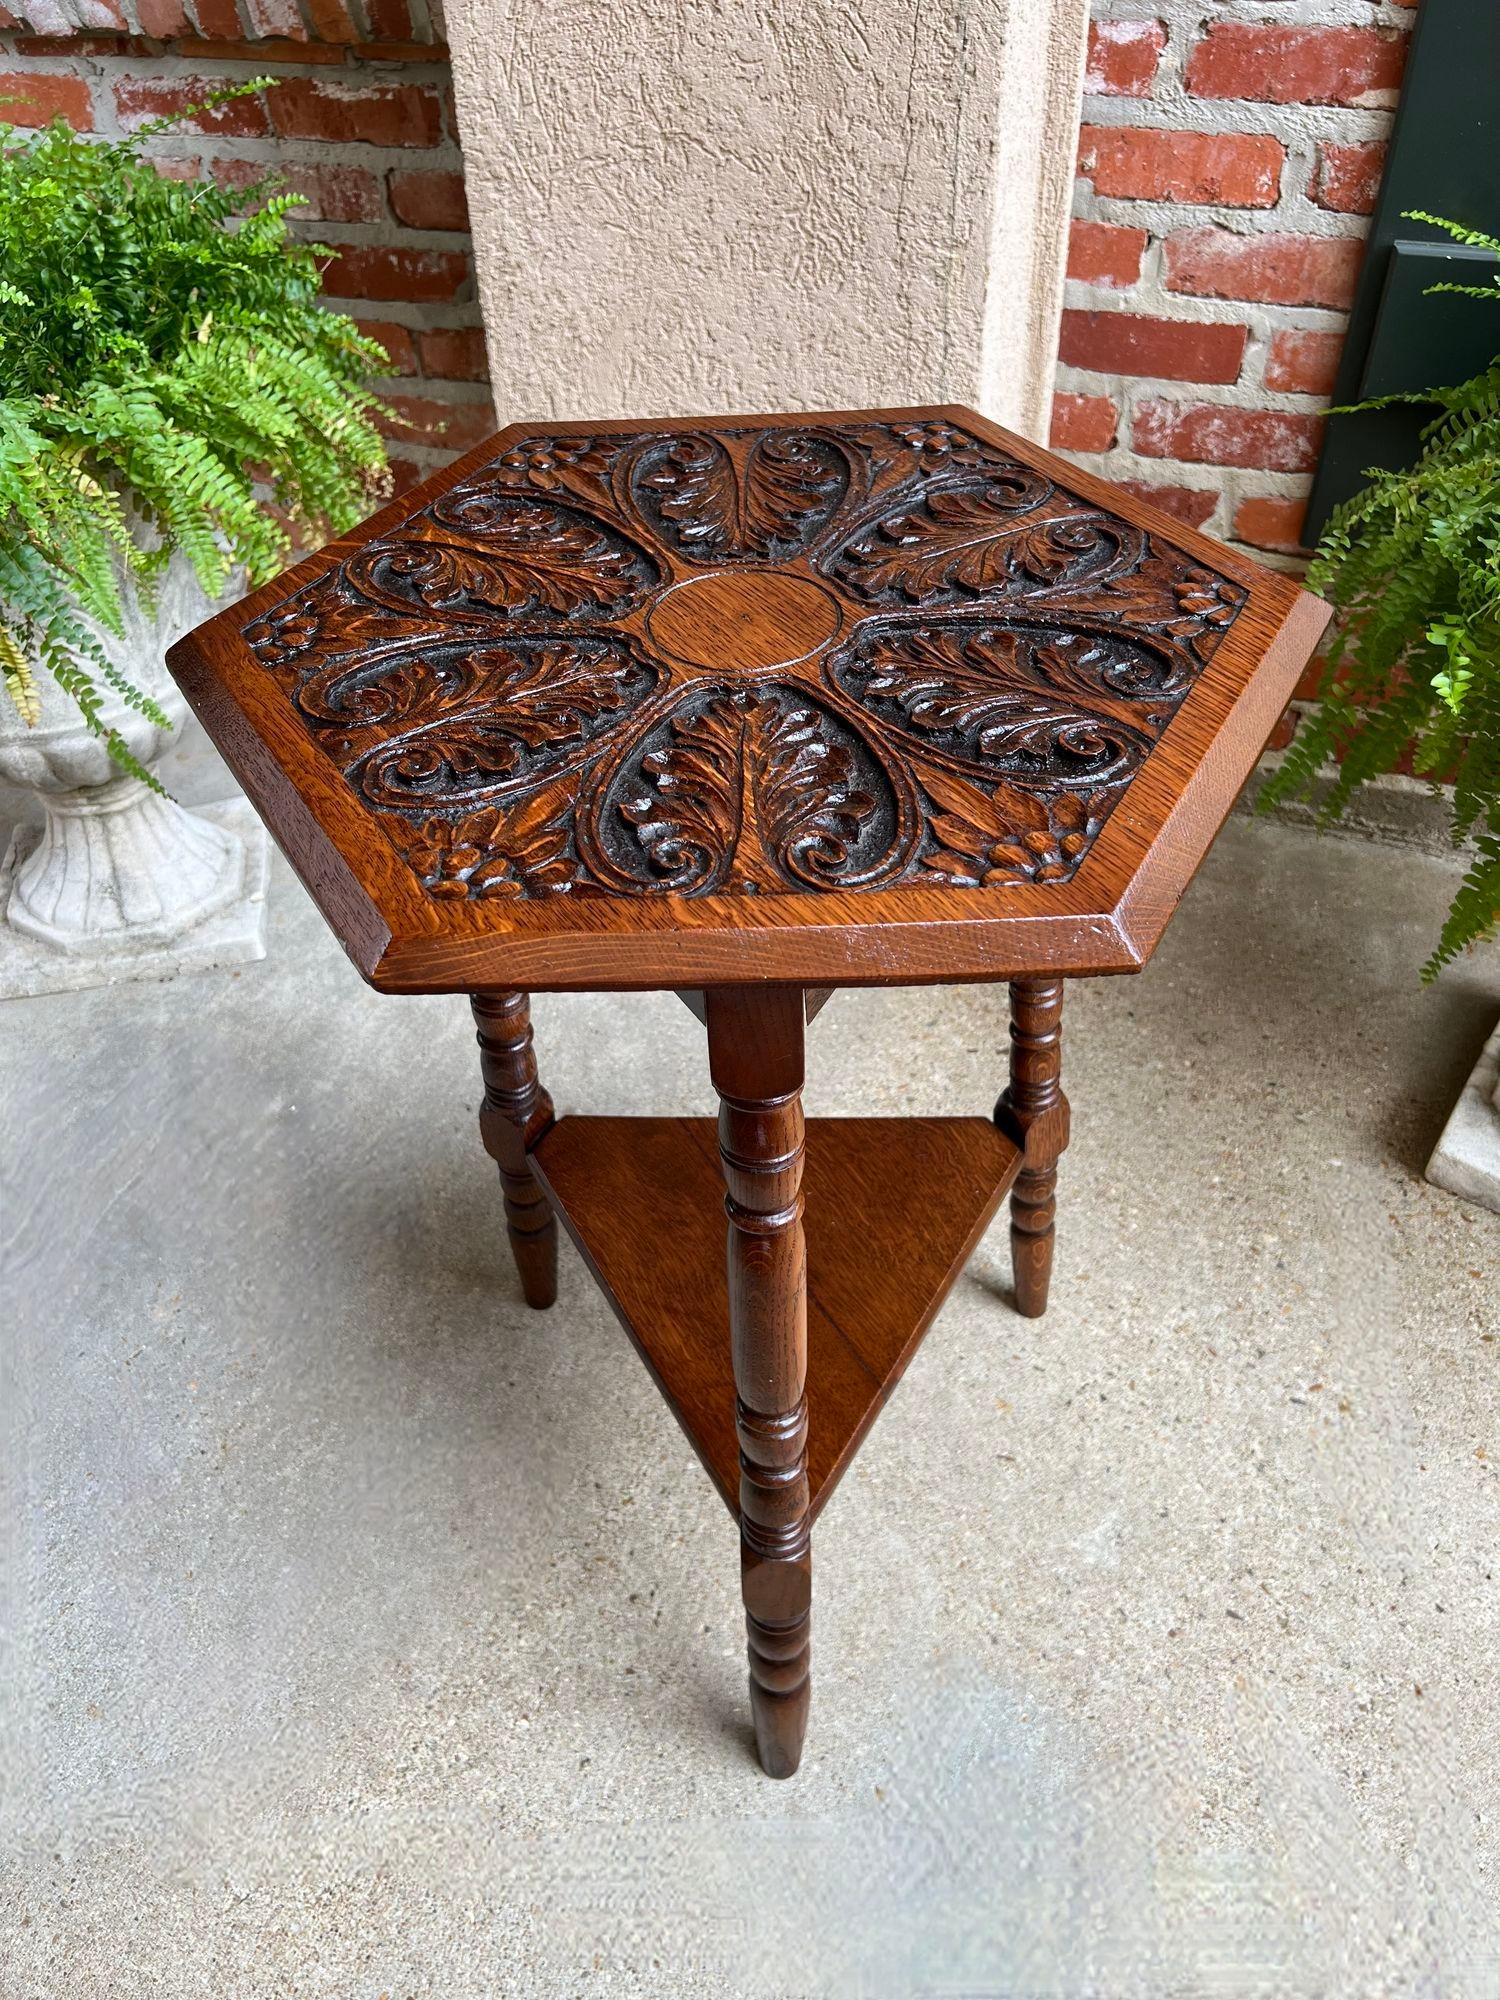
[3,791,1497,1996]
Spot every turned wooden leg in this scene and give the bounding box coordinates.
[705,986,811,1780]
[471,990,558,1310]
[993,977,1070,1319]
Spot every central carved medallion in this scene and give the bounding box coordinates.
[243,416,1250,903]
[644,569,844,672]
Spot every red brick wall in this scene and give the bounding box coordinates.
[1,0,1414,604]
[1054,1,1411,596]
[0,0,491,496]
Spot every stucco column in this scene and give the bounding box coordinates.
[444,0,1090,439]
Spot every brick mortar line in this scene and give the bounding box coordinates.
[1063,452,1319,506]
[293,219,472,246]
[2,50,455,78]
[1062,278,1358,332]
[143,147,468,183]
[1073,190,1385,242]
[1155,2,1415,26]
[1055,362,1337,416]
[1059,356,1337,405]
[337,306,482,330]
[1094,2,1412,15]
[1079,94,1395,142]
[0,37,447,55]
[324,296,480,317]
[372,374,489,394]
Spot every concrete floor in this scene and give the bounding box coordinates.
[2,781,1498,1997]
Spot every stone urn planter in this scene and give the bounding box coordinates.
[0,553,269,998]
[1427,1019,1500,1213]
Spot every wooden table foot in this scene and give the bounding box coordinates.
[472,991,558,1310]
[707,986,812,1779]
[745,1562,812,1779]
[994,977,1070,1319]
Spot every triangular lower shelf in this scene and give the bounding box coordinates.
[531,1116,1021,1521]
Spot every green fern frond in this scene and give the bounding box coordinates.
[1427,833,1500,979]
[1402,211,1500,257]
[127,77,274,146]
[1263,213,1500,974]
[0,90,389,768]
[0,619,39,723]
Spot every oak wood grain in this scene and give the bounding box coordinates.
[529,1113,1022,1516]
[706,986,811,1777]
[471,990,557,1308]
[993,977,1069,1317]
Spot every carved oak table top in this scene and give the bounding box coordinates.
[169,404,1329,992]
[170,405,1331,1781]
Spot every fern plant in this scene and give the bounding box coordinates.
[1262,212,1500,979]
[0,83,391,783]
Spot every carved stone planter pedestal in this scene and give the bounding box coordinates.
[0,558,269,1000]
[1426,1020,1500,1213]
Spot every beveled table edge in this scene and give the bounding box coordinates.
[166,403,1331,993]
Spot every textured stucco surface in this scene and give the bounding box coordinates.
[3,721,1498,1994]
[444,0,1090,436]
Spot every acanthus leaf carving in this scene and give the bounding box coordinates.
[346,499,655,623]
[1007,515,1145,592]
[829,492,1145,607]
[582,683,915,895]
[240,414,1250,903]
[835,421,1054,516]
[296,643,476,739]
[347,638,663,811]
[243,496,658,679]
[631,431,849,563]
[1026,630,1195,707]
[621,695,746,893]
[403,786,578,899]
[831,623,1154,786]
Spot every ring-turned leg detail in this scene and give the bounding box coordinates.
[471,990,558,1310]
[705,987,811,1779]
[994,977,1070,1319]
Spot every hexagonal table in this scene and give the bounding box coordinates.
[169,404,1330,1778]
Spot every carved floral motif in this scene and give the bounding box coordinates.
[830,623,1157,785]
[580,684,913,895]
[917,768,1112,888]
[338,639,663,811]
[828,494,1145,606]
[243,416,1250,900]
[406,793,574,900]
[632,431,849,562]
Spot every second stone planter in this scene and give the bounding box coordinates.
[0,552,269,998]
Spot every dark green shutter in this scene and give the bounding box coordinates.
[1304,0,1500,541]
